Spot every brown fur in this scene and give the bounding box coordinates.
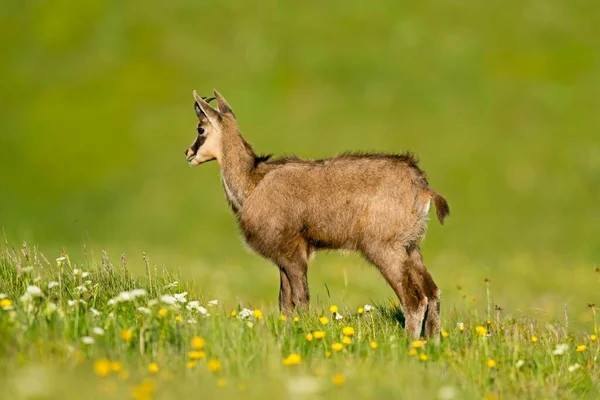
[185,90,450,339]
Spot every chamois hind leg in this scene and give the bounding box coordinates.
[362,244,428,339]
[408,246,441,340]
[278,269,293,314]
[274,237,310,312]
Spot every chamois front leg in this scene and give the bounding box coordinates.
[278,269,293,314]
[408,247,442,340]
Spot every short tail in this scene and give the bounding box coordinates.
[432,192,450,225]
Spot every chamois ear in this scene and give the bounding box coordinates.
[213,89,235,118]
[193,90,220,125]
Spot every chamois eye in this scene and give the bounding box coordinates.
[197,127,205,135]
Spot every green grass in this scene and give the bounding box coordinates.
[1,244,599,400]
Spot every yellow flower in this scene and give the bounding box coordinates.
[0,299,13,309]
[131,379,156,400]
[369,341,378,349]
[175,315,184,323]
[576,345,586,352]
[408,349,417,356]
[94,358,111,377]
[342,336,352,345]
[441,330,449,338]
[330,305,338,314]
[120,329,133,343]
[282,353,301,366]
[357,307,364,314]
[293,316,300,322]
[208,359,221,373]
[313,331,326,339]
[191,336,205,350]
[531,336,538,343]
[230,310,237,317]
[591,334,598,341]
[148,363,159,374]
[188,351,206,360]
[216,378,227,388]
[458,323,465,332]
[419,353,428,361]
[279,314,287,321]
[325,351,332,358]
[412,340,424,349]
[187,361,196,369]
[475,326,487,336]
[487,359,496,368]
[305,333,314,341]
[332,373,345,386]
[253,310,263,320]
[342,326,355,337]
[332,343,343,352]
[319,316,329,325]
[117,371,129,380]
[486,320,492,325]
[158,308,168,317]
[110,361,122,373]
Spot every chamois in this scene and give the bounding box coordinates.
[185,90,449,338]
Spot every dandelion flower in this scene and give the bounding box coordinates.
[369,341,378,349]
[487,359,496,368]
[357,307,364,314]
[419,354,428,361]
[230,310,237,317]
[148,363,159,374]
[342,336,352,345]
[279,314,287,321]
[457,322,465,332]
[325,351,332,358]
[0,299,13,310]
[331,343,343,352]
[293,316,300,322]
[120,329,133,343]
[216,378,227,388]
[109,361,122,373]
[330,305,338,314]
[319,316,329,325]
[207,359,221,373]
[94,359,111,377]
[332,373,345,386]
[441,330,449,338]
[342,327,355,337]
[175,315,184,323]
[188,351,206,360]
[408,349,417,356]
[412,340,424,349]
[531,336,538,343]
[282,353,301,366]
[475,326,487,336]
[305,333,314,341]
[576,345,586,352]
[186,361,196,369]
[253,309,263,320]
[191,336,205,350]
[313,331,326,339]
[590,334,597,341]
[158,308,168,317]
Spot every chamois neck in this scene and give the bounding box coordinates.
[218,131,259,208]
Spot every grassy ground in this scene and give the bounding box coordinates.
[1,245,599,400]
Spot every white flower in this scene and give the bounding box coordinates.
[148,299,158,307]
[208,300,219,306]
[22,266,34,274]
[33,276,42,283]
[76,285,87,293]
[515,359,525,368]
[553,344,569,355]
[73,269,80,276]
[164,281,179,289]
[286,376,320,396]
[568,363,580,372]
[160,295,177,305]
[81,272,90,278]
[81,336,95,345]
[174,292,188,303]
[67,300,77,307]
[90,308,101,317]
[187,319,197,324]
[335,313,344,320]
[137,307,151,314]
[186,301,200,310]
[48,282,59,289]
[438,386,458,400]
[26,285,43,297]
[45,302,57,315]
[238,308,253,319]
[363,304,373,312]
[56,256,66,262]
[131,289,147,298]
[92,327,105,336]
[457,322,464,330]
[0,293,7,299]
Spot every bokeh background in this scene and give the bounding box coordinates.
[1,1,599,324]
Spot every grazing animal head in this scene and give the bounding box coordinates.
[185,90,237,166]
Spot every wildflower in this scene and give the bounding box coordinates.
[325,351,332,358]
[208,300,219,306]
[531,336,538,343]
[335,313,344,320]
[412,341,425,349]
[56,256,67,265]
[82,336,95,345]
[148,363,159,374]
[576,345,586,352]
[26,285,43,297]
[0,299,13,310]
[330,305,338,314]
[438,386,458,400]
[313,331,326,339]
[363,304,373,312]
[160,295,177,305]
[305,333,314,341]
[148,299,158,307]
[369,341,378,349]
[175,315,184,323]
[94,359,111,377]
[130,289,147,298]
[487,359,496,368]
[515,359,525,368]
[164,281,179,289]
[293,316,300,322]
[238,308,253,319]
[282,353,301,366]
[568,363,581,372]
[475,326,487,336]
[357,307,364,314]
[120,329,133,343]
[342,326,355,337]
[216,378,227,388]
[230,310,237,317]
[188,351,206,360]
[590,334,597,341]
[76,285,87,293]
[73,268,80,276]
[207,359,221,373]
[332,373,345,386]
[187,361,196,369]
[191,336,205,350]
[553,344,569,355]
[48,281,59,289]
[408,349,417,356]
[81,271,90,278]
[131,379,156,399]
[457,322,465,332]
[110,361,122,372]
[419,353,428,361]
[45,302,57,316]
[92,327,105,336]
[441,330,449,338]
[90,308,101,317]
[158,308,168,317]
[137,307,151,315]
[319,316,329,325]
[342,336,352,345]
[331,343,343,352]
[186,301,208,315]
[279,314,287,321]
[187,319,197,324]
[173,292,188,303]
[253,309,263,320]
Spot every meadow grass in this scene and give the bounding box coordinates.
[1,244,598,400]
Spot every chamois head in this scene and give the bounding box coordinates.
[185,90,236,166]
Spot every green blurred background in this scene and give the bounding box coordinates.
[1,1,599,322]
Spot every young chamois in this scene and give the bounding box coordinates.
[185,90,450,339]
